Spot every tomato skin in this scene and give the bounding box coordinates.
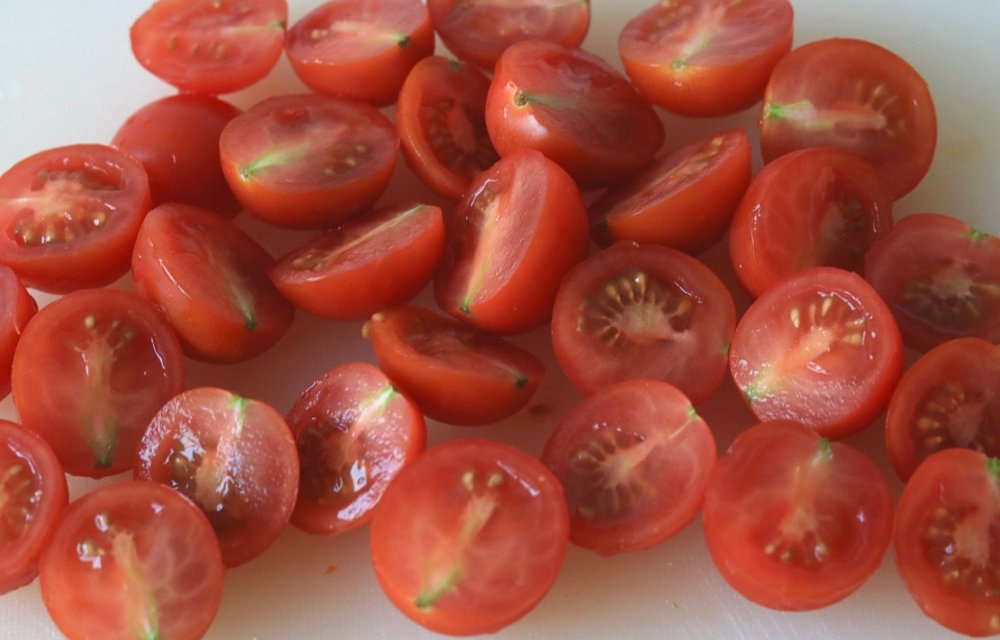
[0,267,36,400]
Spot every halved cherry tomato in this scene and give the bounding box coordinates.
[130,0,287,94]
[619,0,793,117]
[12,289,185,478]
[540,379,715,556]
[0,267,36,400]
[370,438,569,635]
[435,148,589,335]
[703,420,893,610]
[551,242,735,403]
[760,37,936,199]
[364,306,544,426]
[729,267,903,439]
[590,129,751,254]
[287,362,426,535]
[729,147,893,298]
[135,387,299,567]
[0,144,151,293]
[286,0,435,106]
[39,480,225,640]
[219,93,399,228]
[865,213,1000,352]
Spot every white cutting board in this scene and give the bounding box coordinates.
[1,1,997,638]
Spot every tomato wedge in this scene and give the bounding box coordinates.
[0,267,36,400]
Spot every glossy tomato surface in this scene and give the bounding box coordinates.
[0,268,36,400]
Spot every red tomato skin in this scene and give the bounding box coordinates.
[0,267,36,400]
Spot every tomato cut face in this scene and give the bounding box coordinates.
[370,439,569,635]
[703,421,893,611]
[541,380,716,556]
[619,0,793,117]
[130,0,287,94]
[39,480,225,640]
[0,144,151,293]
[760,38,936,199]
[0,267,36,400]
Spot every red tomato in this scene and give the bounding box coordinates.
[12,289,185,478]
[760,38,936,199]
[135,387,299,567]
[286,0,435,106]
[590,129,751,254]
[370,439,569,635]
[0,420,68,595]
[270,202,445,320]
[364,305,545,426]
[219,94,399,228]
[703,420,893,610]
[287,362,426,535]
[435,148,589,335]
[427,0,590,69]
[551,242,736,404]
[865,213,1000,352]
[541,379,716,556]
[729,147,893,298]
[729,267,903,439]
[396,55,499,199]
[619,0,793,116]
[112,93,242,217]
[0,267,36,400]
[0,144,151,293]
[130,0,287,94]
[132,203,295,363]
[486,40,665,189]
[39,480,225,640]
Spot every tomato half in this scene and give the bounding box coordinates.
[0,267,36,400]
[370,438,569,635]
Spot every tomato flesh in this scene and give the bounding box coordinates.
[0,267,36,400]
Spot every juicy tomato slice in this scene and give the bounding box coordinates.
[364,305,545,426]
[39,480,225,640]
[760,37,936,199]
[729,147,893,298]
[885,338,1000,481]
[219,93,399,228]
[0,420,68,595]
[271,202,444,321]
[590,129,751,254]
[112,93,242,217]
[287,362,426,535]
[619,0,793,117]
[370,438,569,635]
[729,266,903,439]
[703,420,893,611]
[435,148,589,335]
[541,379,715,556]
[0,267,36,400]
[397,55,499,200]
[427,0,590,69]
[132,203,295,363]
[486,40,665,189]
[286,0,435,107]
[11,289,185,478]
[551,242,736,404]
[135,387,299,567]
[0,144,151,293]
[130,0,287,95]
[865,213,1000,352]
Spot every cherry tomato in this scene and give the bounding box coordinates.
[729,147,893,298]
[370,438,569,635]
[219,93,399,228]
[435,148,589,335]
[287,362,426,536]
[703,420,893,610]
[551,242,735,404]
[760,37,936,199]
[0,267,36,400]
[0,144,151,293]
[541,379,715,556]
[12,289,185,478]
[286,0,435,107]
[130,0,287,94]
[39,480,225,640]
[619,0,793,117]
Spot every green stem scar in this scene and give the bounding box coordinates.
[240,142,312,180]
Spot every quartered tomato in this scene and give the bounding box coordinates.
[0,267,36,400]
